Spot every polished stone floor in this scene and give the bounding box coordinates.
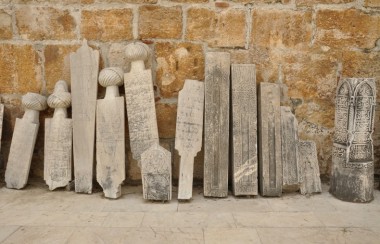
[0,180,379,243]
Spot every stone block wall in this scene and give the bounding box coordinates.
[0,0,379,183]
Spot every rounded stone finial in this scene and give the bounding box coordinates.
[22,93,47,111]
[125,42,149,62]
[98,67,124,87]
[47,80,71,109]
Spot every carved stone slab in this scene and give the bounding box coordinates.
[281,106,301,187]
[0,104,3,153]
[231,64,258,196]
[175,79,204,200]
[141,144,172,201]
[330,78,376,202]
[70,40,99,194]
[298,140,322,195]
[124,42,158,163]
[204,52,230,198]
[258,82,282,197]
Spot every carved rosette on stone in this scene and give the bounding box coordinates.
[330,78,376,203]
[44,80,73,191]
[96,67,125,199]
[5,93,47,189]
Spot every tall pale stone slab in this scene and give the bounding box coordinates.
[70,40,99,194]
[5,93,47,189]
[141,144,172,201]
[231,64,258,196]
[0,103,3,153]
[204,52,230,198]
[96,67,125,199]
[330,78,376,203]
[175,79,204,200]
[299,140,322,195]
[258,82,282,197]
[124,42,158,163]
[44,80,73,190]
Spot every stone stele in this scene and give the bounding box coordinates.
[204,52,230,198]
[70,39,99,194]
[5,93,47,189]
[96,67,125,199]
[175,79,204,200]
[141,144,172,201]
[44,80,73,191]
[258,82,282,197]
[298,140,322,195]
[231,64,258,196]
[330,78,376,203]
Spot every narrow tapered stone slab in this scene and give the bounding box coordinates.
[70,40,99,194]
[96,67,125,199]
[141,144,172,201]
[258,82,282,197]
[299,140,322,195]
[0,104,3,153]
[204,52,230,198]
[231,64,258,196]
[175,79,204,200]
[330,78,376,202]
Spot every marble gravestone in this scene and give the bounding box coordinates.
[96,67,125,199]
[204,52,230,198]
[175,79,204,200]
[258,82,282,197]
[70,40,99,194]
[124,42,158,163]
[231,64,258,196]
[141,144,172,201]
[0,103,3,153]
[298,140,322,195]
[330,78,376,203]
[44,80,73,190]
[5,93,47,189]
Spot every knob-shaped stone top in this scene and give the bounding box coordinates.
[125,42,149,62]
[48,80,71,109]
[98,67,124,87]
[22,93,47,111]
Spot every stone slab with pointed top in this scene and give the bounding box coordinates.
[203,52,230,198]
[258,82,282,197]
[299,140,322,195]
[231,64,258,196]
[175,79,204,200]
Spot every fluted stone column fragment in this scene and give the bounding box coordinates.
[44,80,73,190]
[96,67,125,199]
[5,93,47,189]
[330,78,376,203]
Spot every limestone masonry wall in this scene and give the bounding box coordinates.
[0,0,379,183]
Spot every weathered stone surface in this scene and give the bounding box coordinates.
[0,104,3,153]
[231,64,258,196]
[141,144,172,201]
[96,67,125,199]
[92,0,158,3]
[364,0,380,7]
[156,103,177,139]
[296,0,354,6]
[139,6,182,39]
[330,78,376,203]
[204,52,230,198]
[258,82,282,197]
[70,40,99,194]
[155,42,205,98]
[5,93,47,189]
[0,9,12,39]
[186,8,246,48]
[175,79,204,200]
[124,42,159,162]
[44,80,72,190]
[299,140,322,195]
[16,6,76,40]
[81,9,133,41]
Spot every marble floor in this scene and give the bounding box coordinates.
[0,180,379,244]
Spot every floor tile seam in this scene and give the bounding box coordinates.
[0,226,22,244]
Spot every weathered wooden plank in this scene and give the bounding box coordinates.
[258,82,282,197]
[96,67,125,199]
[70,40,99,194]
[5,93,47,189]
[203,52,230,198]
[141,144,172,201]
[175,79,204,200]
[231,64,258,196]
[299,140,322,195]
